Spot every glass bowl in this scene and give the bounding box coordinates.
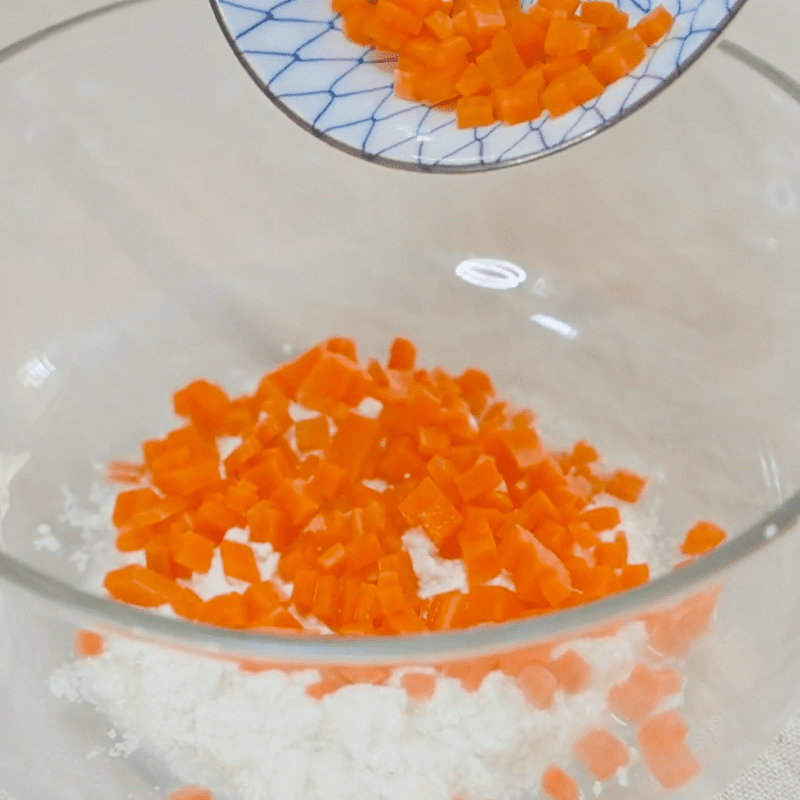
[2,2,800,800]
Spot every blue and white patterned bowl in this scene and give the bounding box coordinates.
[210,0,746,172]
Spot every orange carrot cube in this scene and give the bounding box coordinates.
[220,540,260,583]
[635,5,673,46]
[573,728,630,781]
[541,765,580,800]
[681,520,727,555]
[476,30,526,88]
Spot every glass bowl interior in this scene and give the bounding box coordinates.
[3,3,800,800]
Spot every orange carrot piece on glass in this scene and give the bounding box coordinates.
[541,765,580,800]
[74,629,104,658]
[401,670,438,699]
[169,787,214,800]
[637,710,701,789]
[681,520,727,555]
[517,663,558,709]
[106,460,146,484]
[549,649,590,693]
[573,728,630,781]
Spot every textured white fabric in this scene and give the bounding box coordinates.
[716,713,800,800]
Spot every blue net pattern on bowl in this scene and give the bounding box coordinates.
[212,0,742,170]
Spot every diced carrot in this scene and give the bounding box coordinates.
[465,0,505,36]
[458,516,501,584]
[292,568,319,613]
[313,574,344,628]
[492,75,544,124]
[245,501,289,549]
[637,710,701,789]
[198,592,250,628]
[619,562,649,589]
[401,670,438,699]
[170,585,204,620]
[394,67,421,101]
[294,415,331,453]
[541,765,579,800]
[145,534,175,577]
[602,468,646,503]
[375,0,426,36]
[635,5,673,46]
[645,586,721,657]
[74,629,104,658]
[545,16,601,58]
[244,581,283,621]
[476,30,526,89]
[112,488,159,528]
[425,9,454,40]
[507,9,549,65]
[264,349,319,398]
[173,379,230,434]
[318,541,348,574]
[170,529,216,573]
[537,0,579,14]
[608,663,666,723]
[579,1,628,31]
[346,533,385,571]
[455,62,491,96]
[106,460,146,484]
[327,413,383,478]
[580,505,620,531]
[220,540,261,583]
[168,787,214,800]
[549,649,590,693]
[455,454,503,501]
[398,476,464,546]
[225,480,260,516]
[271,479,320,527]
[573,728,630,781]
[517,663,558,709]
[387,337,418,371]
[426,590,467,630]
[681,520,726,555]
[562,63,605,104]
[104,565,176,608]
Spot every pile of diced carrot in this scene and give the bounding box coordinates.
[103,335,725,634]
[333,0,673,127]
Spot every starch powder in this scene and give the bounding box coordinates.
[51,621,650,800]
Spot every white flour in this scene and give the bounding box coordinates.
[50,622,649,800]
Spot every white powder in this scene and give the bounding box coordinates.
[402,528,469,598]
[51,621,649,800]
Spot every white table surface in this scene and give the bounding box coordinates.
[3,1,800,798]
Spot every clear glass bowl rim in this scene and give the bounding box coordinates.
[1,4,800,663]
